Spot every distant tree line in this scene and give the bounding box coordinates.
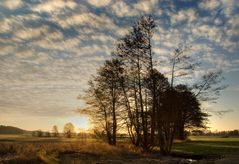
[32,123,76,138]
[191,129,239,137]
[81,16,225,154]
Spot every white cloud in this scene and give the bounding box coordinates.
[90,34,114,43]
[133,0,158,13]
[199,0,221,10]
[33,37,80,53]
[191,43,214,53]
[32,0,77,13]
[203,53,231,69]
[54,12,118,34]
[111,1,138,17]
[15,49,35,59]
[87,0,111,7]
[78,44,111,56]
[56,13,95,28]
[15,26,49,40]
[220,0,238,7]
[0,14,40,33]
[231,15,239,25]
[192,24,221,41]
[170,9,197,24]
[1,0,22,10]
[0,45,16,56]
[0,18,15,33]
[214,18,223,25]
[154,48,170,55]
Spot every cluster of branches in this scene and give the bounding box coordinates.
[80,16,225,154]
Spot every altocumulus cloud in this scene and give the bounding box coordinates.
[0,0,239,129]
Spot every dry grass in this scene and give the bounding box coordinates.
[0,141,142,163]
[3,136,238,163]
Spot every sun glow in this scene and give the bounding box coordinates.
[63,116,90,133]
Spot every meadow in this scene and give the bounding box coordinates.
[173,136,239,163]
[0,135,239,163]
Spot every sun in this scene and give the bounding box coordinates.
[65,116,90,133]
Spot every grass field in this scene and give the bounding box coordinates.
[172,136,239,163]
[173,136,239,155]
[0,135,239,163]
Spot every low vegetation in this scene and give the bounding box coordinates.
[0,135,239,163]
[0,138,141,163]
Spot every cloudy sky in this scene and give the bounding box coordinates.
[0,0,239,132]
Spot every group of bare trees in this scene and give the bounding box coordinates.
[32,123,75,138]
[81,16,225,154]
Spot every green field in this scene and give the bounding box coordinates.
[0,135,239,163]
[173,136,239,155]
[171,136,239,163]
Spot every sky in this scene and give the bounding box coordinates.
[0,0,239,132]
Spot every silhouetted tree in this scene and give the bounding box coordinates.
[193,70,227,102]
[174,85,209,140]
[63,122,75,138]
[44,131,51,137]
[169,43,199,87]
[52,125,59,137]
[80,16,225,155]
[81,59,124,145]
[33,130,43,137]
[144,69,170,149]
[115,15,157,150]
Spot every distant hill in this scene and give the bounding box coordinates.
[0,125,27,134]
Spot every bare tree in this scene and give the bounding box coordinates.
[115,16,157,150]
[80,59,124,145]
[63,122,75,138]
[193,70,227,102]
[52,125,59,137]
[169,43,199,87]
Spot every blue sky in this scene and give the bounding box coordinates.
[0,0,238,132]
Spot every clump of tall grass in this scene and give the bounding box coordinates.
[0,141,143,163]
[0,143,17,155]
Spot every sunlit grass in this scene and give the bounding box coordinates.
[173,136,239,156]
[1,135,239,163]
[189,136,239,142]
[0,135,141,163]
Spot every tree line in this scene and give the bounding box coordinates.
[191,129,239,137]
[80,16,225,154]
[32,123,75,138]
